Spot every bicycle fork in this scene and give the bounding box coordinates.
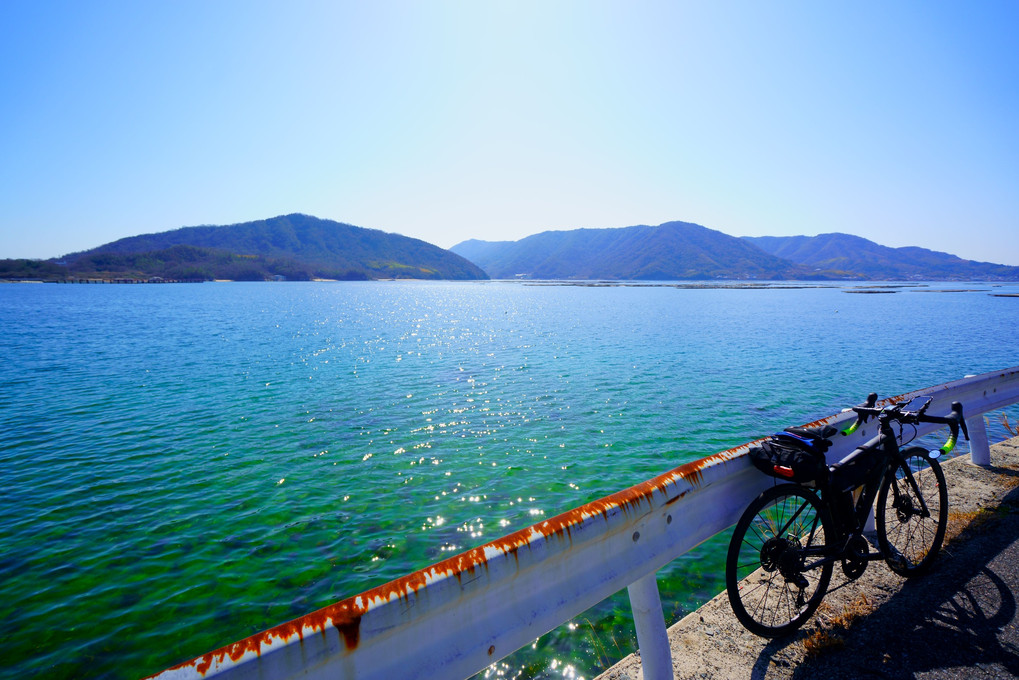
[887,455,933,521]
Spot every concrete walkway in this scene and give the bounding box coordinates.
[596,436,1019,680]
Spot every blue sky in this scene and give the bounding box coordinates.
[2,1,1017,264]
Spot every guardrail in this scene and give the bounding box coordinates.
[151,367,1019,680]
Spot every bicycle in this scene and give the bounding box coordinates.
[725,393,969,637]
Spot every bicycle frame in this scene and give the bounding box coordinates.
[870,423,931,523]
[726,393,963,637]
[820,419,932,564]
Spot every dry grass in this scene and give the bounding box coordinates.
[944,468,1019,546]
[944,508,999,545]
[1002,413,1018,437]
[802,594,874,658]
[802,630,844,656]
[800,450,1019,662]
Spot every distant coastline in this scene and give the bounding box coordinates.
[6,213,1019,283]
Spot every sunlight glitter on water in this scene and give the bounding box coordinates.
[2,281,1018,680]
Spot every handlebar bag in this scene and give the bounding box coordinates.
[748,432,830,486]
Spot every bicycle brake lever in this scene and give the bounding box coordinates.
[841,393,880,436]
[952,401,969,440]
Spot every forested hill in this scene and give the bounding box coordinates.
[9,216,1018,282]
[451,221,813,280]
[744,234,1019,281]
[452,222,1019,281]
[52,214,488,281]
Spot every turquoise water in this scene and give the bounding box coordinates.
[2,280,1018,679]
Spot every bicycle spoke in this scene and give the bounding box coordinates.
[877,453,947,576]
[726,485,833,636]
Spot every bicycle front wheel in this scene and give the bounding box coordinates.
[876,447,947,576]
[726,484,834,637]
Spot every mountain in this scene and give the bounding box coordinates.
[56,214,488,281]
[450,221,813,280]
[451,223,1019,281]
[9,215,1015,283]
[744,234,1019,281]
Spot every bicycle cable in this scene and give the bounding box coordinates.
[895,420,919,447]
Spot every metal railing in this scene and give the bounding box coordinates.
[150,367,1019,680]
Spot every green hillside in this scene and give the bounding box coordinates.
[9,216,1017,282]
[48,214,488,281]
[451,221,814,280]
[452,223,1019,281]
[745,234,1019,280]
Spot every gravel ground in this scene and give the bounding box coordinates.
[597,436,1019,680]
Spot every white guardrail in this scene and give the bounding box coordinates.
[150,367,1019,680]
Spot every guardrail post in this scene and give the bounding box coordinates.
[967,415,991,466]
[627,573,672,680]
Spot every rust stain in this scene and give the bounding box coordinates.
[194,655,213,676]
[156,598,370,678]
[664,490,689,506]
[798,415,839,429]
[336,613,362,650]
[149,370,1019,678]
[152,443,758,678]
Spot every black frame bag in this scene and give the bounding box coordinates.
[748,430,831,486]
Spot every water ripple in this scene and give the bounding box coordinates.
[1,281,1018,679]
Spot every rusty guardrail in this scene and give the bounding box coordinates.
[150,366,1019,680]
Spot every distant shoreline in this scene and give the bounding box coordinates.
[3,278,1017,292]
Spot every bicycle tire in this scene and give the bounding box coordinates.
[725,484,834,637]
[875,447,947,576]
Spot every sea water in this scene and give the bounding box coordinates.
[2,280,1018,679]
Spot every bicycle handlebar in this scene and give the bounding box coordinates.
[839,392,877,436]
[840,394,969,455]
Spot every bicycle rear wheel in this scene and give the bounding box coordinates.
[726,484,834,637]
[876,447,947,576]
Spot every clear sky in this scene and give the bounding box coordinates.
[2,1,1017,264]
